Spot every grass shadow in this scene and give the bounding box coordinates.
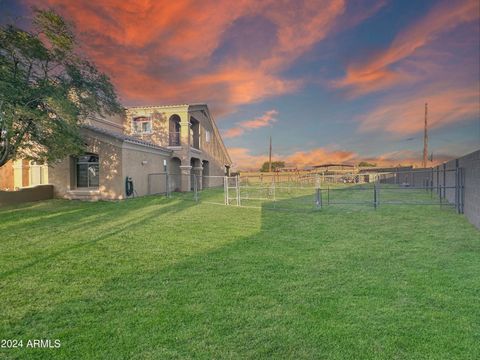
[1,195,479,359]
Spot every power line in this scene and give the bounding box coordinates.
[422,102,428,168]
[268,136,272,172]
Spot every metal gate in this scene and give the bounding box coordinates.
[148,169,465,214]
[219,169,465,213]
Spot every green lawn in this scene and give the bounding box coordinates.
[0,196,479,359]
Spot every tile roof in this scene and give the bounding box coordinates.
[82,125,172,153]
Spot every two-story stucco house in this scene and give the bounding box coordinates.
[48,103,231,200]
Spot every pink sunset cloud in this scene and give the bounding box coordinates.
[358,86,479,135]
[223,110,278,138]
[223,127,245,139]
[229,147,358,170]
[14,0,477,168]
[333,0,479,96]
[230,147,451,171]
[25,0,348,114]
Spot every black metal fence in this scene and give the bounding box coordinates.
[147,169,465,213]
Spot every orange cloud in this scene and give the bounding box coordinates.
[361,150,452,168]
[359,86,479,135]
[285,148,357,168]
[333,0,479,96]
[228,147,268,170]
[242,110,278,129]
[26,0,346,113]
[229,147,358,170]
[230,147,453,171]
[224,110,278,138]
[223,127,245,138]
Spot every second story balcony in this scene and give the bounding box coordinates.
[169,131,180,146]
[191,133,200,150]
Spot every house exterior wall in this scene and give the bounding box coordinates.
[0,160,15,190]
[20,160,30,187]
[121,143,171,197]
[3,104,230,203]
[83,113,125,134]
[0,159,47,190]
[49,128,173,200]
[126,104,231,190]
[49,128,125,200]
[188,105,231,172]
[125,108,173,147]
[29,162,49,186]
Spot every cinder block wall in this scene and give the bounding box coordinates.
[431,150,480,230]
[409,168,432,188]
[0,185,53,206]
[458,150,480,229]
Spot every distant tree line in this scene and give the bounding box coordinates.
[358,161,377,167]
[260,161,285,172]
[257,160,381,172]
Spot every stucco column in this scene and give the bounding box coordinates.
[180,120,191,147]
[193,166,203,190]
[179,165,191,192]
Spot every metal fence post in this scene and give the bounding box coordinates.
[236,175,241,206]
[377,181,380,208]
[455,168,460,214]
[224,176,228,205]
[315,183,322,210]
[193,175,198,202]
[373,183,377,210]
[166,173,170,198]
[460,167,465,214]
[454,160,460,213]
[272,177,276,202]
[442,163,446,199]
[430,168,434,197]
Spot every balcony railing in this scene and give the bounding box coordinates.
[169,131,180,146]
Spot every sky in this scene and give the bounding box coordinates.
[2,0,479,170]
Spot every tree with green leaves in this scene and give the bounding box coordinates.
[0,8,123,167]
[260,161,285,172]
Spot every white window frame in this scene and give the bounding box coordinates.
[132,116,152,134]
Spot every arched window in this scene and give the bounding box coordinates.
[133,116,152,134]
[169,115,181,146]
[76,153,99,188]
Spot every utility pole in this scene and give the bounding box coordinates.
[268,136,272,172]
[422,102,428,168]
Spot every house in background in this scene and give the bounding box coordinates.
[311,163,356,173]
[0,159,49,191]
[46,103,231,200]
